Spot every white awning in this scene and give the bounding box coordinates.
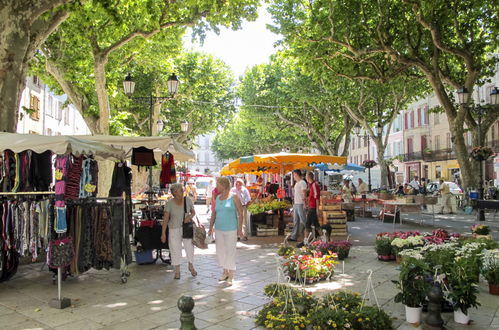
[79,135,195,162]
[0,133,125,160]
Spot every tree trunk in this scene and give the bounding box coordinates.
[94,55,109,134]
[151,85,161,136]
[0,2,70,132]
[373,137,388,188]
[45,59,100,133]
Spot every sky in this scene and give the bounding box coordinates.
[183,5,281,79]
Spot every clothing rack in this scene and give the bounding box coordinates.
[82,195,131,283]
[0,191,55,195]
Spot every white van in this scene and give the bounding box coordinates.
[195,177,214,203]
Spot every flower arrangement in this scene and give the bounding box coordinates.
[391,236,424,255]
[481,249,499,287]
[311,240,352,260]
[283,253,338,282]
[448,253,482,314]
[470,146,494,161]
[362,159,377,168]
[256,285,394,330]
[471,224,490,235]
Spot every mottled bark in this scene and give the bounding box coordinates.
[0,1,70,132]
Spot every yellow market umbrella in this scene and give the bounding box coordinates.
[226,152,347,174]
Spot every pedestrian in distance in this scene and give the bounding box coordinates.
[208,177,244,285]
[230,178,251,241]
[289,169,307,242]
[161,184,197,279]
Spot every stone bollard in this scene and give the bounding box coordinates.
[178,295,197,330]
[423,284,444,330]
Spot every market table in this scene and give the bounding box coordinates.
[476,200,499,221]
[380,201,435,230]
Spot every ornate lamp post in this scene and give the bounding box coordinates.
[456,86,499,221]
[124,73,186,198]
[355,125,382,192]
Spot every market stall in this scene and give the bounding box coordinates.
[0,132,131,309]
[221,152,348,236]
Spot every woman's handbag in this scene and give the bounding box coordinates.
[182,197,194,239]
[47,236,74,268]
[192,216,208,249]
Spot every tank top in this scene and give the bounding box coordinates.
[215,195,238,231]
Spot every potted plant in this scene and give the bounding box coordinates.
[448,254,481,324]
[375,233,395,261]
[471,224,491,239]
[277,245,295,257]
[391,235,424,263]
[362,159,377,168]
[481,249,499,295]
[470,146,494,161]
[392,255,431,324]
[330,240,353,260]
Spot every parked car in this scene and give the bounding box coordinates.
[427,181,463,195]
[194,177,214,203]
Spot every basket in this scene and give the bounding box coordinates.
[134,250,155,265]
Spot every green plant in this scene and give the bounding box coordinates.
[392,257,432,307]
[481,249,499,285]
[375,237,394,256]
[471,224,491,235]
[421,242,458,275]
[277,245,295,257]
[321,291,362,309]
[448,254,482,313]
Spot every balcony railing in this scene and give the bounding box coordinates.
[400,141,499,162]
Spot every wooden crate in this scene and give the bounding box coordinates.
[328,219,347,224]
[257,227,278,237]
[319,204,342,211]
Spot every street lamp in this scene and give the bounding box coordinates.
[355,125,372,192]
[124,73,181,199]
[457,86,499,221]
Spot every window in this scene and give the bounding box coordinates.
[435,135,441,150]
[364,137,368,148]
[351,137,355,150]
[434,112,440,125]
[417,108,421,127]
[29,94,40,120]
[357,137,361,148]
[421,135,428,151]
[435,166,442,180]
[407,137,413,153]
[423,106,429,125]
[56,101,62,120]
[446,133,451,149]
[409,111,415,128]
[32,75,40,87]
[47,97,53,117]
[404,113,408,129]
[63,107,70,126]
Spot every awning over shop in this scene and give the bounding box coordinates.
[315,162,366,173]
[0,132,125,160]
[223,152,347,175]
[79,135,195,162]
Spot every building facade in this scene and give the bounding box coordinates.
[188,132,224,174]
[16,76,91,136]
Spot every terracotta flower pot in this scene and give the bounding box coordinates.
[489,283,499,295]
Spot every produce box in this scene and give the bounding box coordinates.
[256,225,278,237]
[319,204,342,211]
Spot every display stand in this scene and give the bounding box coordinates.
[49,268,71,309]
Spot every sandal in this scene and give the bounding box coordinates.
[188,266,198,277]
[218,274,229,281]
[174,272,181,280]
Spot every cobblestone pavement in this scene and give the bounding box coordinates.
[0,205,498,329]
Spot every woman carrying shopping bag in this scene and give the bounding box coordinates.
[161,184,197,279]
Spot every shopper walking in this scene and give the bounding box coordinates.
[161,184,197,279]
[305,172,321,240]
[289,169,307,242]
[230,178,251,240]
[357,178,368,198]
[208,177,244,285]
[438,179,453,214]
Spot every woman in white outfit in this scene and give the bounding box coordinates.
[208,177,244,285]
[161,184,197,279]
